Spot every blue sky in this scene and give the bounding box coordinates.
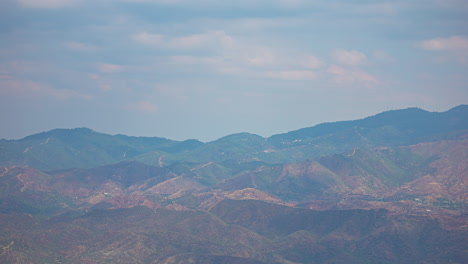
[1,0,467,142]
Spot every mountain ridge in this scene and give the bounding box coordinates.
[3,104,467,142]
[2,105,466,170]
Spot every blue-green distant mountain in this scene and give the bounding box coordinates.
[0,127,203,170]
[1,105,466,170]
[271,105,468,145]
[265,104,468,159]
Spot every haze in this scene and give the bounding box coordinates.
[1,0,467,141]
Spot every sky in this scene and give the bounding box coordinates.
[0,0,467,142]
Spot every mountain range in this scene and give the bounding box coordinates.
[1,105,466,170]
[0,105,467,263]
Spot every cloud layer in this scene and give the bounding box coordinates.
[0,0,466,141]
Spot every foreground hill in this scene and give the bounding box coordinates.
[0,105,467,170]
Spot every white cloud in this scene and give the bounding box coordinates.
[126,101,158,113]
[327,65,378,85]
[302,55,323,69]
[356,2,401,15]
[373,50,395,62]
[170,56,220,65]
[133,30,233,50]
[241,49,277,67]
[154,84,190,102]
[432,0,468,10]
[65,42,97,52]
[17,0,80,8]
[118,0,199,4]
[172,31,233,49]
[133,32,165,46]
[169,52,322,81]
[277,0,304,8]
[88,73,112,91]
[263,70,317,81]
[420,36,468,52]
[135,30,325,81]
[420,36,468,63]
[98,63,123,73]
[118,0,306,7]
[222,18,301,32]
[332,49,367,66]
[0,78,92,100]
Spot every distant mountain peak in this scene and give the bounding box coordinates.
[447,104,468,113]
[213,132,265,142]
[22,127,97,140]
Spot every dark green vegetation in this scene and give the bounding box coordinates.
[0,105,467,263]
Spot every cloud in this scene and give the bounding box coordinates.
[420,36,468,52]
[327,65,378,85]
[117,0,201,4]
[276,0,304,8]
[154,84,190,102]
[133,31,233,50]
[263,70,317,81]
[432,0,468,10]
[17,0,80,8]
[133,33,164,46]
[126,101,158,113]
[241,49,277,67]
[118,0,306,7]
[356,2,401,15]
[239,51,323,70]
[221,18,303,32]
[420,36,468,63]
[170,56,220,65]
[133,29,326,82]
[0,77,93,100]
[302,55,323,69]
[169,53,321,81]
[0,60,50,76]
[332,49,367,66]
[88,73,112,91]
[373,50,395,62]
[65,42,97,52]
[173,31,233,49]
[98,63,124,73]
[135,29,323,74]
